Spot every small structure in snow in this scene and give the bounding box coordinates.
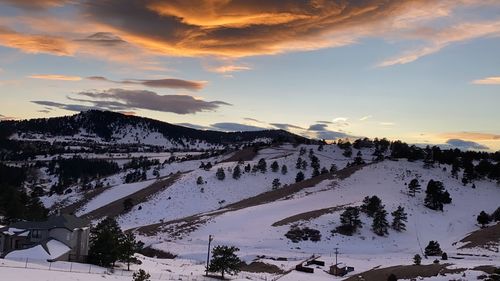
[329,263,354,276]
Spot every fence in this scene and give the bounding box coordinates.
[0,257,281,281]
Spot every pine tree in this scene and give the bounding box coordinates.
[208,245,242,279]
[310,155,320,170]
[296,157,303,169]
[424,180,451,211]
[88,217,124,267]
[441,252,448,260]
[361,196,383,217]
[271,161,279,172]
[196,176,204,185]
[408,179,421,197]
[119,232,144,270]
[321,167,329,174]
[232,165,241,180]
[272,178,281,190]
[372,208,389,236]
[281,164,288,175]
[244,164,251,173]
[413,254,422,265]
[312,167,320,178]
[295,171,305,183]
[301,160,308,170]
[391,206,408,232]
[424,241,442,256]
[353,151,365,165]
[257,158,267,173]
[336,207,362,235]
[330,164,338,173]
[133,269,151,281]
[477,211,491,227]
[216,168,225,181]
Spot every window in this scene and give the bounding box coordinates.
[31,230,41,239]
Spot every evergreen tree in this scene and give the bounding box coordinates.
[295,171,305,183]
[310,155,320,170]
[372,208,389,236]
[451,160,460,178]
[353,151,365,165]
[296,157,303,169]
[133,269,151,281]
[441,252,448,260]
[244,164,251,173]
[271,161,279,172]
[477,211,491,227]
[312,167,320,178]
[336,207,362,236]
[408,179,421,197]
[216,168,225,181]
[119,232,144,270]
[256,158,267,173]
[232,165,241,180]
[208,245,242,279]
[361,196,383,217]
[413,254,422,265]
[321,167,329,174]
[88,217,124,267]
[424,180,451,211]
[196,176,204,185]
[330,164,338,173]
[272,178,281,190]
[281,164,288,175]
[424,241,442,256]
[391,206,408,232]
[343,147,353,158]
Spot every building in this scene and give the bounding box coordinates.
[0,214,90,262]
[330,263,354,276]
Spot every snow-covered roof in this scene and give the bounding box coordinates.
[5,239,71,261]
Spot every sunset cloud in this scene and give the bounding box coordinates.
[29,74,82,81]
[438,132,500,141]
[32,89,230,115]
[472,76,500,85]
[446,139,489,150]
[209,65,252,74]
[0,26,75,56]
[87,76,207,90]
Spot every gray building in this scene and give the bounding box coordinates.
[0,214,90,262]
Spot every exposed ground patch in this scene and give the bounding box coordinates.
[272,203,351,227]
[343,264,454,281]
[459,222,500,251]
[82,173,183,220]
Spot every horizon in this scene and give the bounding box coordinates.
[1,1,500,151]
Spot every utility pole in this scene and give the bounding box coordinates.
[206,235,213,276]
[334,247,339,266]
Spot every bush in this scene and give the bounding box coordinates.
[424,241,442,256]
[285,226,321,243]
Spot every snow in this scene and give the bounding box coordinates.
[5,240,70,261]
[76,179,157,215]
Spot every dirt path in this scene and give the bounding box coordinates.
[343,263,455,281]
[82,173,183,221]
[272,203,352,227]
[458,222,500,251]
[135,163,369,237]
[220,147,259,163]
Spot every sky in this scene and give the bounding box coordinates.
[0,0,499,151]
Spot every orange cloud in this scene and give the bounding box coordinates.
[472,76,500,85]
[0,26,75,56]
[208,65,252,73]
[28,74,82,81]
[438,132,500,141]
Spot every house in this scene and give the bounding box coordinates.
[0,214,90,262]
[330,263,354,276]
